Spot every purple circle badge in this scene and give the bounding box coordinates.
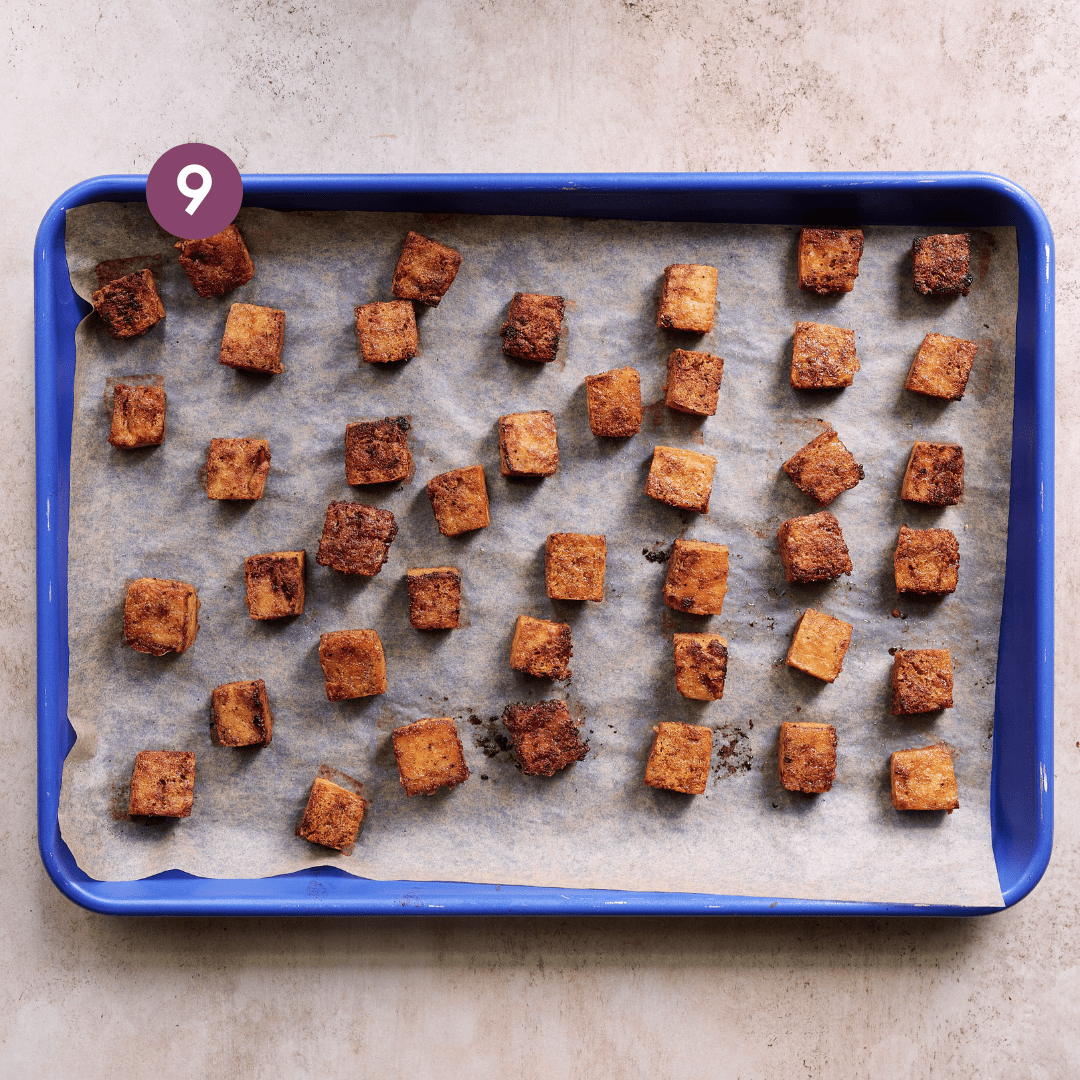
[146,143,243,240]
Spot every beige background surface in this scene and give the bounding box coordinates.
[2,1,1075,1076]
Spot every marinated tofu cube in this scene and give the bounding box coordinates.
[502,700,589,776]
[500,292,565,361]
[797,228,865,294]
[905,333,978,401]
[776,511,852,584]
[297,777,367,850]
[665,349,725,416]
[407,567,462,630]
[319,629,387,700]
[891,744,960,811]
[128,750,195,817]
[656,264,718,333]
[585,366,642,437]
[175,225,254,297]
[426,465,491,536]
[355,300,418,364]
[211,679,273,747]
[785,608,853,682]
[663,539,729,615]
[779,722,837,793]
[391,231,463,306]
[644,722,712,795]
[545,533,606,601]
[91,269,166,339]
[791,321,859,389]
[392,717,470,795]
[901,442,964,506]
[244,550,306,620]
[673,632,728,700]
[891,649,954,715]
[782,429,864,506]
[894,525,960,595]
[509,614,572,681]
[218,303,286,374]
[109,384,166,448]
[316,502,398,576]
[912,234,972,297]
[205,438,271,500]
[345,416,413,485]
[645,445,717,514]
[123,577,200,655]
[499,410,559,477]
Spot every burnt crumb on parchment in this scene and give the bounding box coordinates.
[472,716,513,761]
[712,722,753,779]
[643,544,671,563]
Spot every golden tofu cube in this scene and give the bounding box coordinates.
[205,438,270,500]
[499,410,559,477]
[901,442,964,505]
[665,349,725,416]
[218,303,285,374]
[391,231,462,306]
[244,551,306,620]
[891,744,960,811]
[782,429,863,506]
[128,750,195,817]
[912,234,972,297]
[123,577,200,655]
[298,776,367,850]
[791,321,859,389]
[644,722,712,795]
[109,384,166,448]
[545,533,606,602]
[175,225,254,298]
[905,333,978,401]
[777,511,852,584]
[502,700,589,776]
[355,300,418,364]
[585,367,642,437]
[316,502,397,576]
[663,539,728,615]
[673,632,728,700]
[797,228,864,294]
[656,264,718,333]
[426,465,490,536]
[345,416,413,485]
[509,614,572,681]
[392,717,470,795]
[91,269,166,339]
[779,722,837,793]
[407,567,462,630]
[891,649,954,715]
[894,524,960,595]
[785,608,853,683]
[319,629,387,700]
[500,292,565,361]
[645,445,717,513]
[211,679,273,747]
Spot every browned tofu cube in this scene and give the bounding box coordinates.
[355,300,418,364]
[912,234,972,297]
[316,502,397,576]
[244,551,306,620]
[656,264,718,333]
[175,225,255,297]
[778,722,837,793]
[218,303,286,374]
[797,228,864,294]
[91,269,166,339]
[673,632,728,700]
[791,321,859,389]
[644,722,712,795]
[426,465,490,536]
[891,744,960,811]
[905,333,978,401]
[901,442,964,506]
[128,750,195,817]
[500,292,565,361]
[665,349,725,416]
[545,533,606,602]
[211,679,273,747]
[319,629,387,700]
[123,577,200,655]
[109,384,166,448]
[297,777,367,849]
[509,614,572,681]
[782,429,864,506]
[205,438,270,500]
[777,511,852,584]
[407,567,462,630]
[785,608,853,683]
[894,524,960,595]
[499,410,559,477]
[391,231,463,306]
[663,539,728,615]
[345,416,413,485]
[502,700,589,776]
[645,445,717,514]
[585,367,642,437]
[891,649,954,715]
[392,717,470,795]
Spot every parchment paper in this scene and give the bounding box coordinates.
[59,203,1015,906]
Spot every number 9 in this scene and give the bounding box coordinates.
[177,164,213,216]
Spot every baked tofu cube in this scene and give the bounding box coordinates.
[355,300,418,364]
[777,511,853,584]
[585,367,642,437]
[779,722,838,793]
[665,349,725,416]
[644,722,712,795]
[91,269,165,339]
[797,228,865,294]
[901,443,964,505]
[509,614,572,681]
[109,384,166,448]
[392,717,470,795]
[319,629,387,700]
[891,744,960,811]
[499,410,559,477]
[500,292,565,361]
[211,679,273,747]
[894,525,960,595]
[128,750,195,817]
[912,234,972,297]
[645,445,717,514]
[785,608,853,683]
[244,551,306,620]
[502,700,590,776]
[891,649,954,715]
[656,264,718,333]
[673,632,728,700]
[791,321,859,389]
[545,533,606,601]
[175,225,254,297]
[663,539,729,615]
[345,416,413,485]
[782,429,864,506]
[391,231,463,306]
[426,465,490,536]
[123,577,200,655]
[316,502,398,576]
[297,777,367,850]
[905,333,978,401]
[407,567,462,630]
[218,303,286,374]
[205,438,271,499]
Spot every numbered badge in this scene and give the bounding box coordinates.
[146,143,243,240]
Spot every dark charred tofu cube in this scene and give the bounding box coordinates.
[912,234,972,297]
[298,777,367,850]
[499,410,559,477]
[791,321,859,389]
[91,269,165,339]
[905,334,978,401]
[891,649,954,715]
[777,511,853,584]
[218,303,286,374]
[778,722,837,793]
[392,717,470,795]
[319,629,387,700]
[901,443,964,505]
[391,231,462,306]
[355,300,418,364]
[244,551,306,620]
[797,229,864,294]
[644,722,712,795]
[545,533,606,602]
[123,577,200,655]
[785,608,852,683]
[782,429,864,506]
[894,525,960,595]
[891,744,960,811]
[585,367,642,437]
[663,539,729,615]
[109,384,166,448]
[211,679,273,747]
[407,567,462,630]
[645,445,717,513]
[673,632,728,700]
[316,502,398,576]
[510,614,572,681]
[665,349,725,416]
[500,292,565,361]
[205,438,270,500]
[345,416,413,485]
[502,700,589,776]
[128,750,195,817]
[175,225,254,298]
[426,465,490,536]
[656,264,717,333]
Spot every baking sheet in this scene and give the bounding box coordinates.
[58,203,1015,906]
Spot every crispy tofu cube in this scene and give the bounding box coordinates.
[785,608,853,683]
[391,231,462,306]
[663,539,729,616]
[319,629,387,700]
[905,333,978,401]
[644,722,712,795]
[782,429,864,506]
[205,438,270,500]
[392,717,470,795]
[407,567,462,630]
[175,225,254,297]
[499,410,559,477]
[298,777,367,849]
[218,303,285,374]
[109,384,166,448]
[123,577,200,655]
[91,269,166,339]
[509,614,572,681]
[128,750,195,817]
[665,349,725,416]
[355,300,418,364]
[673,632,728,700]
[500,292,565,361]
[345,416,413,485]
[502,700,589,776]
[901,443,964,506]
[894,525,960,595]
[891,744,960,811]
[776,511,852,584]
[778,722,837,793]
[645,445,717,514]
[316,502,398,576]
[211,679,273,747]
[797,228,864,294]
[912,234,972,297]
[545,533,606,601]
[244,551,306,620]
[791,321,859,389]
[585,367,642,437]
[426,465,490,536]
[891,649,954,715]
[656,264,718,333]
